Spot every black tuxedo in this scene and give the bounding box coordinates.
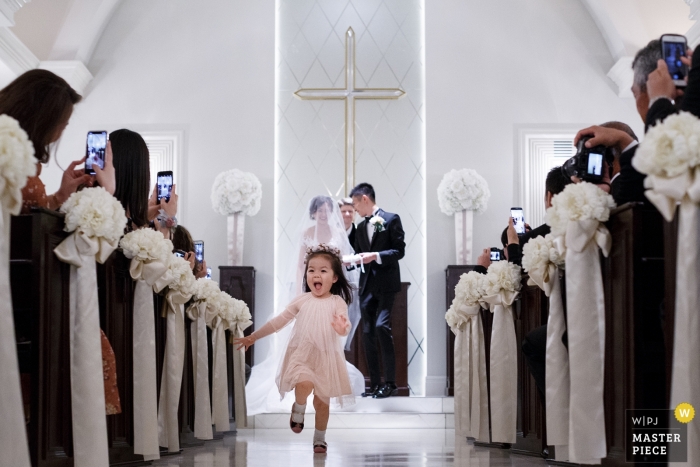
[353,208,406,387]
[347,223,356,249]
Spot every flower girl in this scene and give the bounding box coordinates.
[234,244,355,453]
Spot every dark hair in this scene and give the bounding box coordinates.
[349,183,375,202]
[501,227,509,248]
[303,252,353,304]
[600,121,638,141]
[110,129,150,228]
[172,225,194,252]
[309,195,333,219]
[632,40,662,92]
[0,69,81,163]
[546,166,572,197]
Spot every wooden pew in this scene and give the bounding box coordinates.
[10,210,73,467]
[344,282,411,396]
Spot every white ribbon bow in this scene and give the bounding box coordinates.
[645,168,700,466]
[157,288,191,452]
[206,312,232,433]
[450,303,489,441]
[185,301,213,439]
[564,219,611,464]
[479,289,519,444]
[54,230,119,467]
[230,319,252,429]
[0,208,31,467]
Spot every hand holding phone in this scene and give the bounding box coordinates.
[85,131,108,175]
[661,34,689,87]
[490,247,502,261]
[194,241,204,263]
[156,171,174,203]
[510,208,525,235]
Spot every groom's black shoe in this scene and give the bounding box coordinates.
[361,385,379,398]
[373,382,397,399]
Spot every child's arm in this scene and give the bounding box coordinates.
[234,295,305,350]
[331,298,351,337]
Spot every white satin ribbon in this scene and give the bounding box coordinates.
[450,304,489,441]
[129,259,171,461]
[0,208,31,467]
[564,219,611,464]
[480,290,518,444]
[455,210,474,265]
[230,323,251,429]
[227,212,245,266]
[209,317,230,432]
[527,259,569,460]
[54,230,117,467]
[157,289,189,452]
[644,168,700,466]
[185,301,213,440]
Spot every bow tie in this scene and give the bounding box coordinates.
[365,216,372,222]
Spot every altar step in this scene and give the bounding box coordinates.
[245,396,455,430]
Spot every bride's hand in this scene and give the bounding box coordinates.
[331,313,350,335]
[234,335,255,351]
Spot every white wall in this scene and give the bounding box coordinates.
[424,0,642,393]
[40,0,278,361]
[38,0,649,390]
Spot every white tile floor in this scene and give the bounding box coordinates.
[150,429,551,466]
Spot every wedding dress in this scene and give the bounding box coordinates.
[245,196,365,415]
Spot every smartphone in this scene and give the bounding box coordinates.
[661,34,688,87]
[85,131,108,175]
[174,250,186,258]
[194,240,204,263]
[206,267,212,280]
[156,171,174,203]
[490,247,501,261]
[510,207,525,235]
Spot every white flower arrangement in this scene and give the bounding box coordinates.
[545,182,616,237]
[437,169,490,215]
[633,112,700,178]
[369,215,385,232]
[481,260,522,297]
[167,255,197,296]
[120,228,174,265]
[454,271,486,307]
[0,114,36,214]
[193,277,221,302]
[60,186,127,242]
[211,169,262,216]
[218,292,252,326]
[521,234,565,274]
[444,304,464,332]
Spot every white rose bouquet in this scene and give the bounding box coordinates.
[633,112,700,177]
[445,271,485,332]
[211,169,262,216]
[60,186,127,242]
[521,234,565,274]
[0,114,36,214]
[167,255,197,296]
[481,260,522,297]
[545,182,616,237]
[193,277,221,303]
[120,228,174,265]
[437,169,490,215]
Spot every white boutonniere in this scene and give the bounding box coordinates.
[369,215,385,232]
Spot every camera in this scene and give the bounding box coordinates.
[561,136,611,183]
[490,247,502,261]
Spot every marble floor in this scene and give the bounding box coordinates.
[150,429,553,466]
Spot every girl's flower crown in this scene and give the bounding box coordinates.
[304,243,342,263]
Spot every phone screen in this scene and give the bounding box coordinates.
[490,249,501,261]
[194,241,204,262]
[157,172,173,202]
[587,152,604,176]
[174,250,185,258]
[85,131,107,174]
[663,40,687,81]
[511,208,525,235]
[206,267,212,280]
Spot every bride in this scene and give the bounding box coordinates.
[245,195,365,415]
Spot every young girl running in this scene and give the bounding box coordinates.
[234,244,355,453]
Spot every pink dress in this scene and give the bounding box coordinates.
[253,293,355,407]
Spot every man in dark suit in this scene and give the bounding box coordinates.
[349,183,405,399]
[338,198,357,246]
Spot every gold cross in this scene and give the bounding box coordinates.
[294,27,406,196]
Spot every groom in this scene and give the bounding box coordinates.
[350,183,405,399]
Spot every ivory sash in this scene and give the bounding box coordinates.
[210,318,230,432]
[451,304,489,441]
[227,212,245,266]
[157,289,189,452]
[643,170,700,466]
[565,219,611,464]
[54,231,117,467]
[129,259,171,460]
[454,210,474,265]
[480,290,518,444]
[0,209,31,467]
[527,258,569,460]
[185,301,213,440]
[230,322,251,429]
